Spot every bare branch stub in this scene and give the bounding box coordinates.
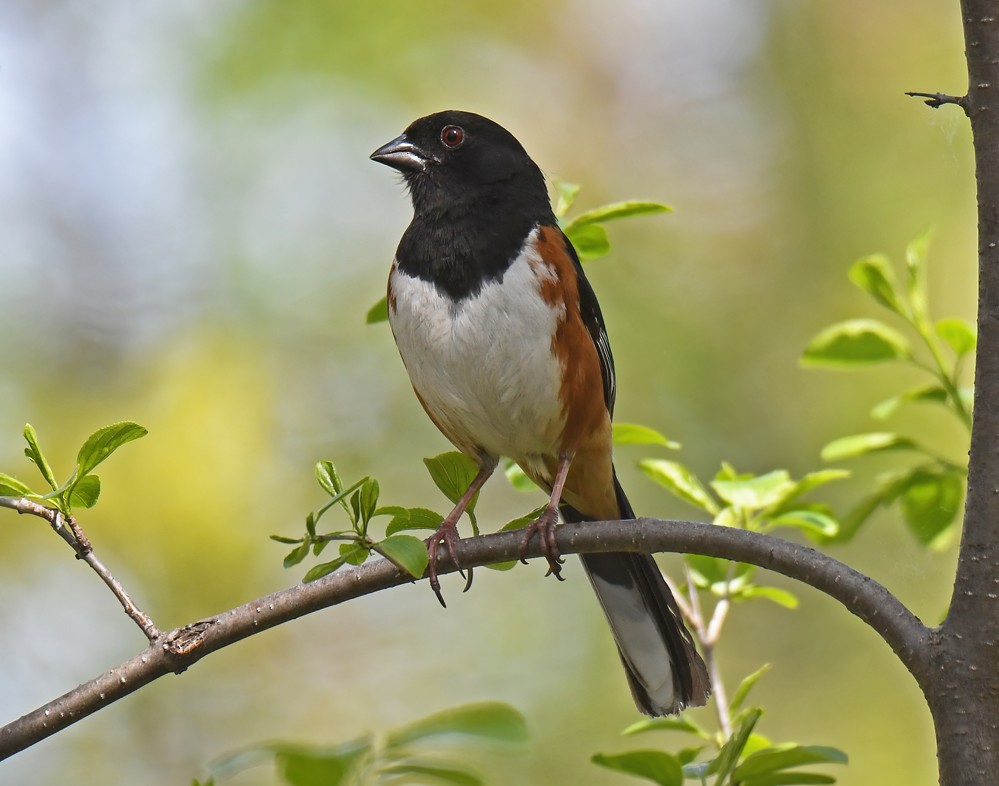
[906,91,970,112]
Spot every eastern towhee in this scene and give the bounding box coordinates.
[371,110,710,715]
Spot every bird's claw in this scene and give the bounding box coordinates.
[426,520,473,607]
[519,507,564,580]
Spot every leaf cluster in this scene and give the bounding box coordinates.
[594,675,846,786]
[801,231,971,548]
[195,702,528,786]
[0,422,147,516]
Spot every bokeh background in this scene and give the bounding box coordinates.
[0,1,974,783]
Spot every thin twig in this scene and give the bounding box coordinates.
[0,497,160,641]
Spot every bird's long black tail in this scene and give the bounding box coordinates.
[564,471,711,716]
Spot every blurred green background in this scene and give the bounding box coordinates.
[0,0,973,783]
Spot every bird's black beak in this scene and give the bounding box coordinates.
[370,133,433,173]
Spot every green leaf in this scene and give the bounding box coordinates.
[302,556,348,582]
[76,421,147,477]
[278,743,370,786]
[801,318,912,368]
[848,254,904,314]
[503,459,538,492]
[68,474,101,509]
[639,459,719,515]
[552,179,581,220]
[565,223,610,261]
[284,541,312,568]
[935,317,977,358]
[899,468,963,549]
[820,432,918,462]
[734,744,847,780]
[23,424,58,491]
[742,774,835,785]
[378,761,482,786]
[711,470,794,511]
[563,201,672,232]
[729,664,771,714]
[0,472,34,497]
[386,702,528,749]
[366,296,389,324]
[339,541,370,566]
[711,708,763,784]
[358,478,380,526]
[316,461,344,497]
[871,385,948,420]
[768,510,840,539]
[905,227,934,320]
[686,556,755,595]
[376,534,430,578]
[385,507,444,536]
[613,423,681,450]
[736,585,799,609]
[622,716,712,740]
[270,534,303,544]
[591,751,683,786]
[423,453,480,511]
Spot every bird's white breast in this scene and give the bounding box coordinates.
[388,230,565,466]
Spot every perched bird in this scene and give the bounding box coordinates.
[370,110,710,715]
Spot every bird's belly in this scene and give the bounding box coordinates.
[388,254,565,464]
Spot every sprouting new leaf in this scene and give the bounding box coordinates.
[565,223,610,261]
[302,556,348,582]
[563,201,672,232]
[711,470,795,511]
[638,459,719,514]
[935,317,977,358]
[729,664,771,714]
[22,424,58,491]
[0,473,34,497]
[801,319,911,368]
[385,507,444,536]
[278,743,370,786]
[385,702,529,749]
[339,541,369,566]
[848,254,904,315]
[316,460,344,497]
[376,534,429,578]
[424,453,479,509]
[821,432,918,462]
[591,751,683,786]
[366,296,389,324]
[76,422,147,477]
[358,478,380,526]
[68,474,101,509]
[613,423,681,450]
[871,385,948,420]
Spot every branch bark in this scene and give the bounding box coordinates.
[0,517,929,762]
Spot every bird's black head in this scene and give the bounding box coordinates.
[370,110,552,218]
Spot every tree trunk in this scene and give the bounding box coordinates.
[928,2,999,782]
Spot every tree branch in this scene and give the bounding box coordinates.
[0,517,929,761]
[0,497,160,641]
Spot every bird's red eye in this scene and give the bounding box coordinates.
[441,125,465,149]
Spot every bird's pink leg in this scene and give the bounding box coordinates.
[426,462,494,607]
[519,453,573,580]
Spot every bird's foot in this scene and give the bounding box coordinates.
[426,518,472,607]
[518,506,564,580]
